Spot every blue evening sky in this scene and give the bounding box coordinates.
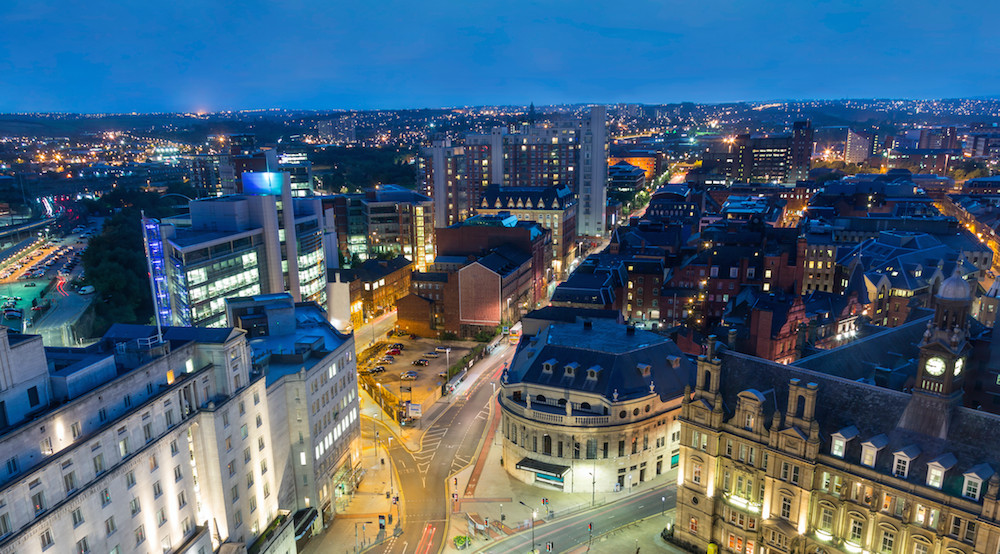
[0,0,996,113]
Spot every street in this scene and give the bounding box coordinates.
[479,484,676,554]
[306,342,514,554]
[355,310,399,353]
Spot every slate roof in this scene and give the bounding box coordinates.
[474,246,532,277]
[332,255,412,283]
[480,184,575,211]
[721,349,1000,500]
[104,324,242,346]
[506,319,696,402]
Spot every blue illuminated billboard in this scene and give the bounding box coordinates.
[242,172,285,196]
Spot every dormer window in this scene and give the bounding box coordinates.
[831,426,859,459]
[965,478,982,501]
[542,359,557,374]
[892,445,920,479]
[637,363,651,377]
[586,366,601,380]
[963,464,994,502]
[926,453,956,490]
[861,434,888,468]
[564,362,579,378]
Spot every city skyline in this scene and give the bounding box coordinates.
[2,1,998,113]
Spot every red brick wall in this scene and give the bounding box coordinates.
[458,264,502,326]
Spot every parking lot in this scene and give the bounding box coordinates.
[360,336,474,413]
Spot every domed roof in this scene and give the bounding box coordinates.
[938,267,971,300]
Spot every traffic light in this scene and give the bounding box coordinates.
[588,522,593,531]
[379,515,386,529]
[452,493,458,501]
[546,541,554,551]
[542,497,548,505]
[454,477,458,487]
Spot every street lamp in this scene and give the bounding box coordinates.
[355,520,372,552]
[519,501,537,554]
[589,460,596,507]
[627,474,633,495]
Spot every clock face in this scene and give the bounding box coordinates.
[955,358,964,377]
[926,357,946,377]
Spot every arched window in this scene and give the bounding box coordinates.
[580,402,591,411]
[512,391,522,402]
[535,394,546,404]
[543,435,552,455]
[558,399,567,407]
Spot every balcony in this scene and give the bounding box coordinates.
[499,395,610,426]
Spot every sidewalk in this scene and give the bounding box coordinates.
[300,436,397,554]
[439,404,681,554]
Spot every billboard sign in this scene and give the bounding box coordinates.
[242,172,284,196]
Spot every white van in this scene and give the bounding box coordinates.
[78,285,95,295]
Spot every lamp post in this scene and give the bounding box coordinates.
[627,474,633,495]
[355,520,372,552]
[519,501,537,554]
[386,436,394,509]
[589,462,596,507]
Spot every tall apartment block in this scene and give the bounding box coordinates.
[278,151,315,197]
[419,105,608,238]
[180,153,236,198]
[317,116,357,145]
[324,185,435,272]
[143,172,328,329]
[844,129,877,164]
[0,324,290,554]
[705,120,814,184]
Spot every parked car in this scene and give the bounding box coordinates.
[392,343,404,350]
[423,352,440,358]
[370,366,386,374]
[379,356,395,364]
[411,359,429,366]
[435,345,451,352]
[409,334,419,340]
[386,348,402,356]
[400,371,418,381]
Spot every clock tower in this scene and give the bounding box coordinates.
[916,267,971,400]
[901,266,973,438]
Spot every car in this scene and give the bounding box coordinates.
[435,345,452,352]
[411,359,429,366]
[31,306,42,311]
[423,351,440,358]
[392,343,404,350]
[438,372,449,379]
[400,371,418,380]
[370,366,386,374]
[409,334,419,340]
[386,348,401,356]
[379,356,395,364]
[24,282,36,287]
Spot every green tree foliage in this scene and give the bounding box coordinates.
[81,189,183,335]
[810,160,878,175]
[310,146,417,192]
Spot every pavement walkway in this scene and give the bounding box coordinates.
[438,400,682,554]
[300,432,397,554]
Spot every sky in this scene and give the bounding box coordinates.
[1,0,998,113]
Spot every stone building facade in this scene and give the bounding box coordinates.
[498,319,694,493]
[675,271,1000,554]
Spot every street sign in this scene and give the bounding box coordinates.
[409,404,422,418]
